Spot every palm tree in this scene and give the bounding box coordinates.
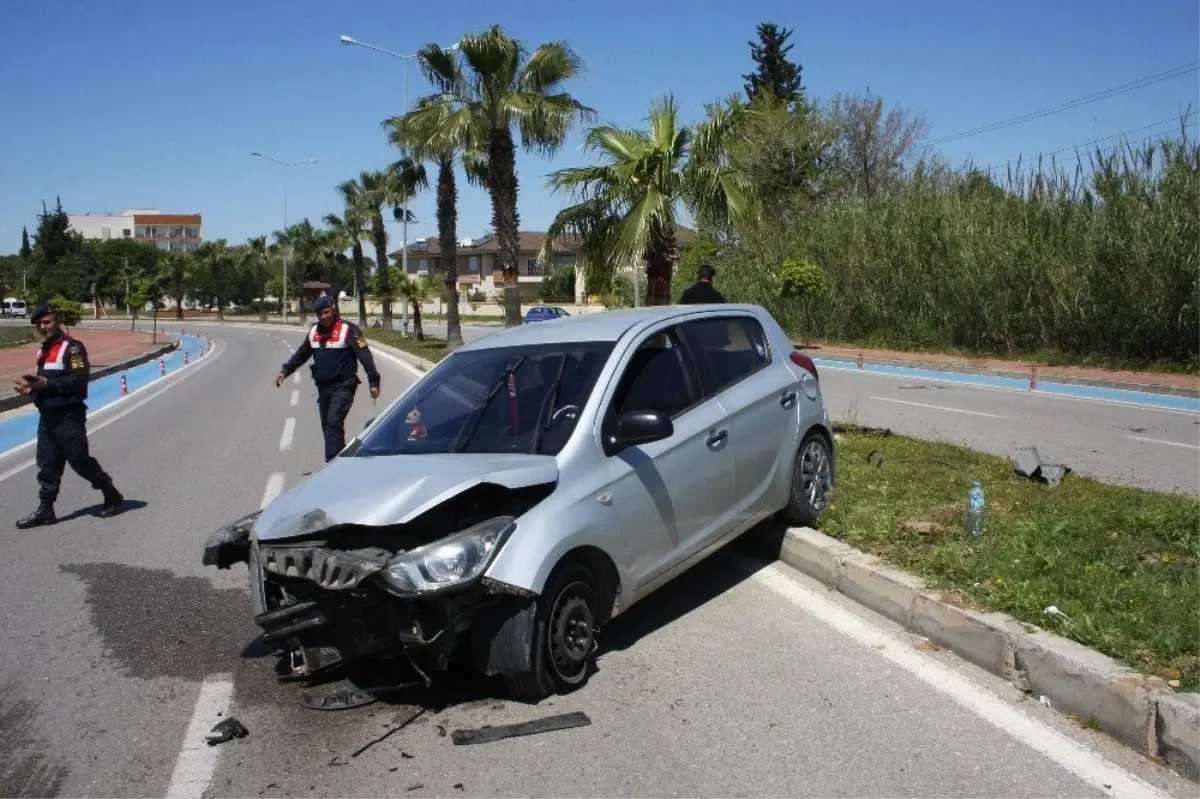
[350,161,427,330]
[193,239,234,320]
[242,235,272,321]
[401,25,593,326]
[386,92,489,351]
[328,186,371,326]
[390,272,438,341]
[322,210,368,325]
[542,94,757,304]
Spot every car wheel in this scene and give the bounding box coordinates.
[503,563,600,701]
[781,432,833,527]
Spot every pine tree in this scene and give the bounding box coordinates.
[19,226,32,259]
[742,22,804,108]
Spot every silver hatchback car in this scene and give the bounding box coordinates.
[204,304,834,704]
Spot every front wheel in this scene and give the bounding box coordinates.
[503,563,601,702]
[781,432,834,527]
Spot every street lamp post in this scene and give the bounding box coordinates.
[339,34,458,336]
[251,152,317,324]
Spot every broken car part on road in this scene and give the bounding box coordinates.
[202,306,836,706]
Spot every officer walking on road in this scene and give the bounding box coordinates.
[276,296,381,462]
[13,304,124,529]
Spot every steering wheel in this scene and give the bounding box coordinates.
[551,404,580,423]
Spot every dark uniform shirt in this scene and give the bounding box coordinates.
[32,332,90,410]
[679,281,726,304]
[281,319,381,388]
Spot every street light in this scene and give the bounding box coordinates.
[251,152,318,323]
[339,33,459,334]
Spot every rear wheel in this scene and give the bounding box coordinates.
[503,563,601,701]
[781,432,833,527]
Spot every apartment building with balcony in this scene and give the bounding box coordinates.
[67,208,203,253]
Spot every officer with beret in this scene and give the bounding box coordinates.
[276,295,381,462]
[13,304,124,528]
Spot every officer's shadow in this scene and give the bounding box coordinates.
[55,499,149,524]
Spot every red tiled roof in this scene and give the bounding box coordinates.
[389,226,696,261]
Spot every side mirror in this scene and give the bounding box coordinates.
[611,409,673,452]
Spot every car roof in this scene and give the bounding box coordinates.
[464,304,770,350]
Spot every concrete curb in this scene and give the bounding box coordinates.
[363,338,439,374]
[775,526,1199,781]
[0,339,179,413]
[801,349,1200,399]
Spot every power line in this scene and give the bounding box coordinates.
[924,61,1199,147]
[985,113,1197,175]
[988,120,1198,176]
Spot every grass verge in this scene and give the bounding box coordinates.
[821,428,1199,691]
[363,330,451,365]
[0,327,37,348]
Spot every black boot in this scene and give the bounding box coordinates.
[16,501,56,529]
[98,485,124,518]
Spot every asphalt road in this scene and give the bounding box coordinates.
[0,322,1194,798]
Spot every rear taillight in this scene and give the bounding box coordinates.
[789,351,818,382]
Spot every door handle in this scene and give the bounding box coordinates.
[706,428,728,449]
[780,390,797,409]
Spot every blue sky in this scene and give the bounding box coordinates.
[1,0,1196,255]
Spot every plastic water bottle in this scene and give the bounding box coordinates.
[966,481,985,536]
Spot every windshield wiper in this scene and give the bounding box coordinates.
[450,356,526,453]
[530,354,569,454]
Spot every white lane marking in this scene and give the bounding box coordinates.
[279,418,295,451]
[164,675,234,799]
[869,395,1010,419]
[289,390,299,407]
[261,473,285,508]
[0,339,227,481]
[292,372,299,384]
[822,363,1198,417]
[1125,434,1200,451]
[748,561,1167,799]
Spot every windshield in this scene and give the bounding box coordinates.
[355,341,614,456]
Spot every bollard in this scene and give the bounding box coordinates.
[207,337,213,352]
[1030,366,1038,391]
[160,358,166,376]
[184,350,189,365]
[857,352,864,370]
[121,375,128,396]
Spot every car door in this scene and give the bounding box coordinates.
[678,314,801,528]
[598,323,735,595]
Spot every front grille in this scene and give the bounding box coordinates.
[259,545,390,591]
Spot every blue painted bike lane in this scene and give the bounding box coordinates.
[0,333,212,454]
[811,358,1200,414]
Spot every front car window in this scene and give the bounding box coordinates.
[355,342,614,456]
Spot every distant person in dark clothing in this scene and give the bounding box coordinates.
[679,264,726,304]
[14,304,124,528]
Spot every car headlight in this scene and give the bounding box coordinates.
[379,516,516,596]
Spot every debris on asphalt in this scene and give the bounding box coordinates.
[1012,446,1072,487]
[401,751,414,759]
[450,711,592,746]
[454,784,464,791]
[349,708,426,759]
[406,783,424,791]
[205,717,249,746]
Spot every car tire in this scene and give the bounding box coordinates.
[780,431,834,527]
[503,562,600,702]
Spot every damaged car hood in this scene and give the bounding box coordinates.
[253,453,559,541]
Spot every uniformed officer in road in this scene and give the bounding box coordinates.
[276,295,381,462]
[13,304,124,529]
